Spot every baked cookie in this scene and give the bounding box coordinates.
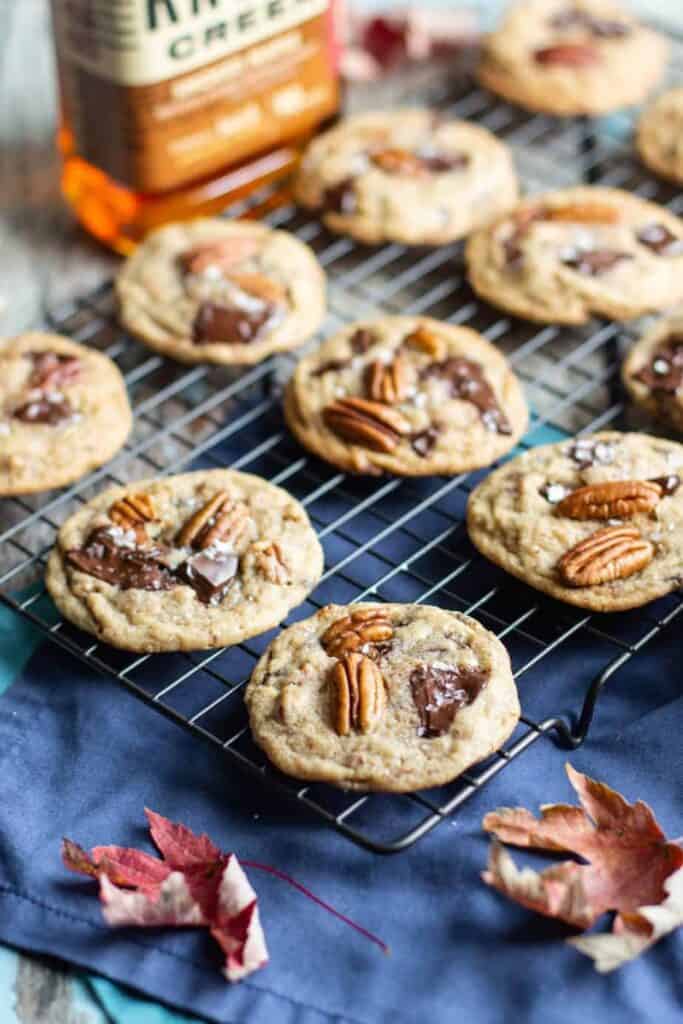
[623,312,683,434]
[466,187,683,325]
[284,317,528,476]
[294,108,519,245]
[467,431,683,612]
[0,333,132,497]
[245,603,520,792]
[637,88,683,186]
[116,218,326,365]
[45,470,324,652]
[477,0,667,116]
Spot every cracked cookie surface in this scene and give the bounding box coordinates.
[245,603,520,791]
[116,218,326,365]
[294,108,519,245]
[465,187,683,324]
[623,311,683,434]
[467,431,683,611]
[477,0,667,116]
[0,332,132,496]
[46,469,324,652]
[283,316,528,476]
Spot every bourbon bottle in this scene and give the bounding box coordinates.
[50,0,340,252]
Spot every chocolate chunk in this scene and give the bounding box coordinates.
[350,328,378,354]
[419,152,469,173]
[422,358,512,435]
[192,301,274,345]
[311,358,350,377]
[13,395,74,426]
[534,43,601,66]
[28,351,81,390]
[411,427,438,457]
[650,474,681,497]
[561,249,632,275]
[636,224,683,257]
[633,341,683,394]
[566,439,616,467]
[323,178,357,216]
[176,548,238,606]
[410,664,489,738]
[503,208,543,269]
[66,528,176,592]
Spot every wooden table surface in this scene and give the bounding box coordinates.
[0,0,116,340]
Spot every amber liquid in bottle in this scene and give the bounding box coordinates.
[51,0,340,253]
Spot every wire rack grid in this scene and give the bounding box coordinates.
[2,33,683,854]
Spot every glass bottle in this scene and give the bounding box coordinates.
[50,0,340,252]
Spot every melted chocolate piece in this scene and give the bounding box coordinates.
[422,358,512,435]
[323,178,357,216]
[633,341,683,394]
[561,249,632,276]
[415,152,469,174]
[503,208,543,269]
[311,358,350,377]
[636,224,683,257]
[548,8,630,37]
[28,351,81,390]
[350,328,378,354]
[193,301,274,345]
[13,395,74,426]
[410,664,489,738]
[650,474,681,497]
[411,427,439,457]
[66,528,176,592]
[176,549,238,606]
[567,439,616,467]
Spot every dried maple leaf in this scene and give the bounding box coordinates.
[482,764,683,970]
[570,866,683,972]
[63,809,268,982]
[63,809,387,982]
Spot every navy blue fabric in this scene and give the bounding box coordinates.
[0,622,681,1024]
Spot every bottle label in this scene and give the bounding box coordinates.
[51,0,338,193]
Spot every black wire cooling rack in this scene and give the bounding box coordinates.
[2,29,683,853]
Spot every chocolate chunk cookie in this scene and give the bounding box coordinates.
[477,1,667,116]
[637,88,683,186]
[623,312,683,434]
[466,187,683,325]
[284,317,528,476]
[245,603,520,792]
[116,218,326,365]
[294,108,519,245]
[0,333,132,496]
[46,470,324,652]
[467,431,683,612]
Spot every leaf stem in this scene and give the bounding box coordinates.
[242,860,389,954]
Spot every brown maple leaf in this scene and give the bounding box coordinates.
[481,764,683,970]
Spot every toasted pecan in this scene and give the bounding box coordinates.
[558,525,654,587]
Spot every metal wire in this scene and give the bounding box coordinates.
[2,45,683,853]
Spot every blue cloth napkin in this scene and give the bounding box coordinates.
[0,605,681,1024]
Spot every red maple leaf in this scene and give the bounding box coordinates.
[63,809,387,982]
[482,764,683,971]
[63,810,267,982]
